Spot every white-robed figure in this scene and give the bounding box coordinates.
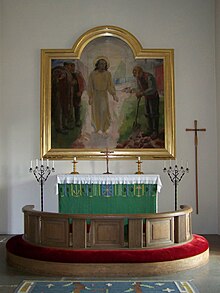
[87,56,118,134]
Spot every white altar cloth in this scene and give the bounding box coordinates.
[57,174,162,193]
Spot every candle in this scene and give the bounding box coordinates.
[74,157,77,162]
[36,159,38,167]
[52,161,54,168]
[47,159,49,167]
[41,158,43,166]
[138,156,140,162]
[30,160,33,168]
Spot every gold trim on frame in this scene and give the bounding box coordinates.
[40,25,175,160]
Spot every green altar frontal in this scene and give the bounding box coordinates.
[57,174,162,214]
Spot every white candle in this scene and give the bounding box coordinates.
[47,159,49,167]
[36,159,38,167]
[41,158,43,166]
[30,160,33,168]
[52,161,54,168]
[74,157,77,162]
[138,156,140,162]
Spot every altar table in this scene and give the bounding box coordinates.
[57,174,162,214]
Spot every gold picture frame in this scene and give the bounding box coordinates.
[40,25,175,160]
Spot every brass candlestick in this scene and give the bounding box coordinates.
[135,157,143,174]
[71,157,79,174]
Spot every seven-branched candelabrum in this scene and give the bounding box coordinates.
[29,159,55,211]
[163,163,189,211]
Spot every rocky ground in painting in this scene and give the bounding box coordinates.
[116,128,165,149]
[71,128,165,149]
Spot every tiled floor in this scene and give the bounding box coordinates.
[0,234,220,293]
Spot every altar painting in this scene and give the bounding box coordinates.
[41,26,175,159]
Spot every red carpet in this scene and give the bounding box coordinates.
[6,234,208,263]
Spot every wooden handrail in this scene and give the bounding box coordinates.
[22,204,192,219]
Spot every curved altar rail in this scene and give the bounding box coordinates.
[23,205,192,249]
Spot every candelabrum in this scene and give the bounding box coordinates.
[163,162,189,211]
[135,157,144,174]
[29,159,55,211]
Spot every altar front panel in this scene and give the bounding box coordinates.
[57,174,162,214]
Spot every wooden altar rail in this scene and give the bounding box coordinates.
[22,205,192,249]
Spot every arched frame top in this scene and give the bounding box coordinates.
[72,26,143,59]
[41,26,175,160]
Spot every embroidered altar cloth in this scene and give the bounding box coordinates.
[57,174,162,214]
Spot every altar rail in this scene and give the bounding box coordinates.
[23,205,192,249]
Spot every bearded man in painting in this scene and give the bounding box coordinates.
[133,65,160,139]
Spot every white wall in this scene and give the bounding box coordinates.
[0,1,2,139]
[0,0,217,234]
[216,0,220,234]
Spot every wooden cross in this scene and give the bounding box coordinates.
[186,120,206,214]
